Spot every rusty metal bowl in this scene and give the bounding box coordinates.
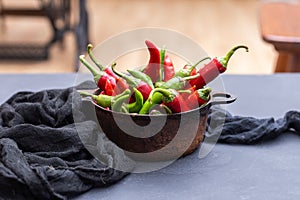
[92,92,236,161]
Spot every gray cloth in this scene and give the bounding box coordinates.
[0,86,131,200]
[206,107,300,144]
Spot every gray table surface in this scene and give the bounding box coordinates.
[1,73,300,200]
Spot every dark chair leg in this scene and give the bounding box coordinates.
[74,0,89,72]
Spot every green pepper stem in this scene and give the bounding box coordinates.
[111,64,136,86]
[79,91,97,99]
[177,89,192,94]
[191,56,211,69]
[127,69,154,89]
[121,106,129,113]
[219,45,249,68]
[182,73,200,81]
[79,55,102,82]
[160,46,166,82]
[160,104,173,114]
[197,87,212,100]
[87,44,106,71]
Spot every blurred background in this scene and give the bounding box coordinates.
[0,0,290,74]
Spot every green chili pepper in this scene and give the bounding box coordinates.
[127,69,154,89]
[139,92,164,114]
[80,89,130,108]
[112,94,130,112]
[126,88,144,113]
[155,73,200,90]
[80,91,112,108]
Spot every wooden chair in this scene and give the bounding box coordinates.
[259,2,300,72]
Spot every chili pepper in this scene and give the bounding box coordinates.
[79,55,118,96]
[187,87,212,109]
[155,73,200,90]
[189,45,248,90]
[125,88,144,113]
[110,63,130,92]
[163,54,175,82]
[139,92,163,114]
[179,85,196,100]
[79,89,131,108]
[87,44,129,92]
[112,64,153,101]
[150,88,190,113]
[127,69,154,89]
[175,57,211,78]
[112,94,130,112]
[143,40,161,83]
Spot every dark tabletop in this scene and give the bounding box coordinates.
[1,73,300,200]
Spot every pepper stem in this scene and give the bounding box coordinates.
[111,64,136,86]
[87,44,106,71]
[182,73,200,81]
[79,55,102,82]
[160,46,166,82]
[160,104,173,114]
[177,89,192,94]
[219,45,249,68]
[191,56,211,69]
[79,91,97,99]
[197,87,212,101]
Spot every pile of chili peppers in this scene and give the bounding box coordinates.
[80,40,248,115]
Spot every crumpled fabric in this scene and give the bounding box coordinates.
[0,84,133,200]
[206,106,300,144]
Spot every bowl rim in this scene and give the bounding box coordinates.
[87,91,236,118]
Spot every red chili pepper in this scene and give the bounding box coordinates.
[163,54,175,81]
[176,57,211,78]
[112,64,153,101]
[183,64,197,76]
[187,87,212,110]
[180,85,196,100]
[87,44,129,93]
[79,55,118,96]
[189,45,248,89]
[150,88,190,113]
[143,40,161,83]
